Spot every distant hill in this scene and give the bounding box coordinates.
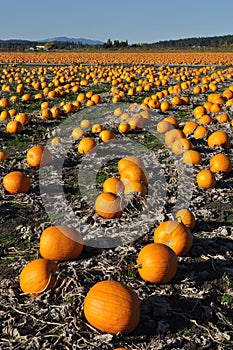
[39,37,104,46]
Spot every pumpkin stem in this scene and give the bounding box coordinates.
[134,263,142,269]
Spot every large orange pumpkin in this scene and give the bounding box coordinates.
[95,192,124,219]
[154,220,193,256]
[209,154,232,173]
[120,163,148,185]
[118,156,144,173]
[40,226,83,261]
[196,169,216,189]
[137,243,178,283]
[171,138,192,155]
[2,171,30,194]
[26,145,52,167]
[6,120,23,134]
[207,131,231,149]
[83,280,140,334]
[19,258,59,297]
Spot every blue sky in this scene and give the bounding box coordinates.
[1,0,233,43]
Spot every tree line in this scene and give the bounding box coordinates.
[0,34,233,51]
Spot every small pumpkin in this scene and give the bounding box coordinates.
[2,171,30,194]
[182,150,202,165]
[164,129,185,147]
[171,138,192,155]
[196,169,216,189]
[137,243,178,283]
[0,151,8,161]
[19,258,59,297]
[209,154,232,173]
[118,156,144,174]
[40,226,83,261]
[103,177,125,194]
[120,163,148,185]
[123,179,147,197]
[6,120,23,134]
[26,145,52,167]
[175,209,195,229]
[77,137,96,154]
[83,280,140,334]
[154,220,193,256]
[99,130,116,142]
[95,192,124,219]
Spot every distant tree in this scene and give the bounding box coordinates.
[104,39,113,48]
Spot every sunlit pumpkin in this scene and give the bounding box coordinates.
[83,280,140,334]
[26,145,52,167]
[196,169,216,189]
[137,243,178,283]
[209,154,232,173]
[95,192,124,219]
[2,171,30,194]
[175,209,195,229]
[77,137,96,154]
[40,226,83,261]
[154,220,193,256]
[207,131,231,149]
[182,150,202,165]
[19,258,59,297]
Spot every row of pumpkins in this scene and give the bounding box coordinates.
[1,142,196,336]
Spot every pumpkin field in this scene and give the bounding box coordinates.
[0,51,233,350]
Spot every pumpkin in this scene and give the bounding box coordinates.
[19,258,59,297]
[193,105,206,118]
[83,280,140,334]
[215,113,229,124]
[175,209,195,229]
[95,192,124,219]
[120,163,148,185]
[128,115,144,130]
[80,119,92,129]
[123,179,147,197]
[196,169,216,189]
[183,121,197,135]
[6,120,23,134]
[118,121,130,134]
[154,220,193,256]
[2,171,30,194]
[137,243,178,283]
[0,151,8,161]
[163,116,179,128]
[15,112,29,125]
[171,138,192,155]
[40,226,83,261]
[26,145,52,167]
[71,127,86,139]
[198,114,212,125]
[118,156,144,174]
[99,130,116,142]
[182,150,202,165]
[92,123,103,133]
[103,177,125,194]
[207,131,231,149]
[156,120,174,134]
[164,129,185,147]
[160,101,171,112]
[77,137,96,154]
[209,154,232,173]
[193,125,208,140]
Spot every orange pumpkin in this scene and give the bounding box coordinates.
[196,169,216,189]
[156,120,174,134]
[123,179,147,197]
[77,137,96,154]
[175,209,195,229]
[83,280,140,334]
[103,177,125,194]
[182,150,202,165]
[95,192,124,219]
[209,154,232,173]
[19,258,59,297]
[183,121,197,135]
[71,127,86,139]
[154,220,193,256]
[207,131,231,149]
[137,243,178,283]
[193,125,208,140]
[6,120,23,134]
[118,156,144,174]
[164,129,185,147]
[99,130,116,142]
[171,138,192,155]
[2,171,30,194]
[120,163,148,185]
[40,226,83,261]
[0,151,8,161]
[26,145,52,167]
